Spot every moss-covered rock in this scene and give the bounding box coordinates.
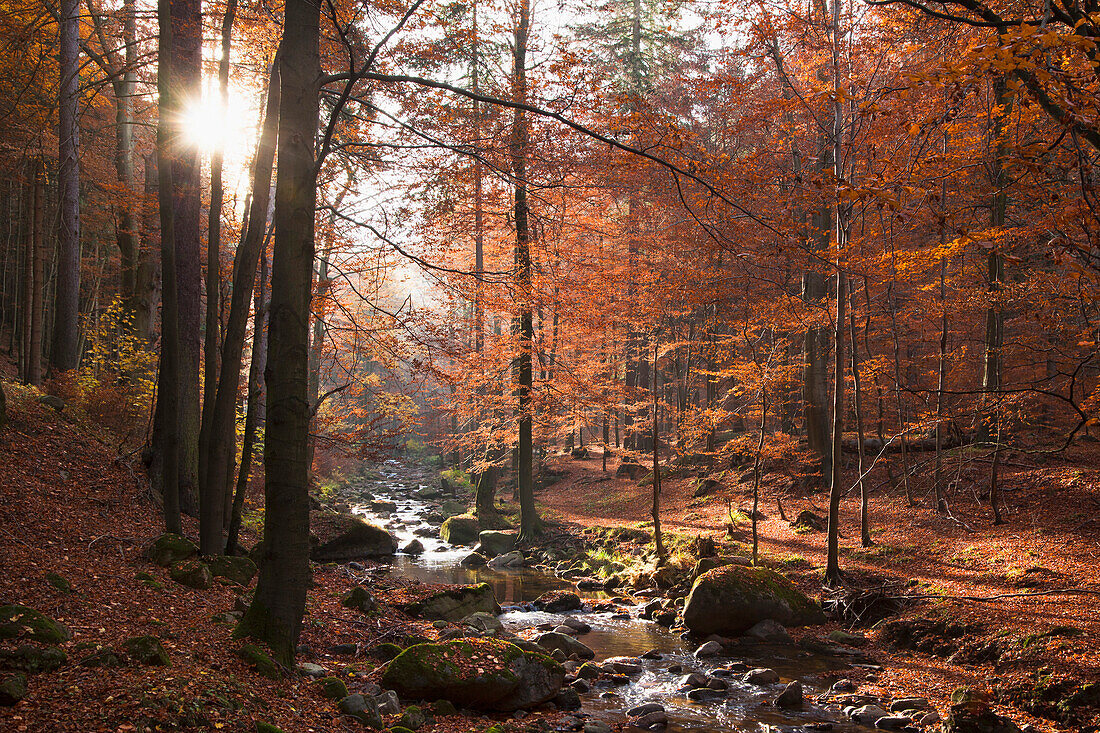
[402,583,496,622]
[239,643,281,679]
[207,555,258,585]
[382,638,564,711]
[341,586,379,614]
[169,559,213,589]
[476,531,518,557]
[388,727,417,733]
[135,571,163,590]
[78,647,122,668]
[369,642,403,661]
[681,564,825,636]
[317,676,349,700]
[398,704,426,730]
[144,533,198,567]
[44,572,73,594]
[441,500,467,518]
[945,687,1022,733]
[255,722,286,733]
[0,673,27,706]
[337,693,383,728]
[440,514,480,545]
[533,591,582,613]
[430,699,458,716]
[122,636,170,666]
[0,605,71,643]
[311,511,396,561]
[0,645,66,674]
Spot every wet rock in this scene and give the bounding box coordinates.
[602,657,642,675]
[556,714,584,731]
[678,672,708,689]
[640,600,662,620]
[461,552,489,567]
[144,533,198,567]
[571,678,590,693]
[489,551,524,568]
[707,678,730,690]
[745,619,791,642]
[742,668,780,685]
[850,705,891,725]
[918,711,941,726]
[554,625,578,635]
[537,631,595,660]
[338,693,384,728]
[628,702,665,717]
[874,716,911,730]
[694,641,723,658]
[682,565,825,636]
[687,688,726,701]
[775,680,803,708]
[0,605,71,644]
[889,697,930,712]
[535,591,583,613]
[463,611,503,633]
[561,617,591,634]
[414,527,436,538]
[370,500,397,513]
[583,722,612,733]
[401,539,425,555]
[311,511,396,560]
[477,530,519,556]
[632,710,668,729]
[440,514,481,545]
[553,687,583,710]
[577,662,600,679]
[381,638,564,711]
[404,583,496,621]
[831,679,856,692]
[641,649,662,660]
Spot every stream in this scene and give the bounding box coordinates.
[347,459,890,733]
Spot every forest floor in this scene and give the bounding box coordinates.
[532,447,1100,732]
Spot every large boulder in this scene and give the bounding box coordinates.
[310,511,396,561]
[535,632,595,660]
[403,583,497,622]
[0,605,71,644]
[207,555,258,585]
[169,559,213,589]
[943,688,1022,733]
[382,638,564,711]
[440,514,480,545]
[690,556,751,583]
[144,533,198,567]
[476,530,518,556]
[682,565,824,636]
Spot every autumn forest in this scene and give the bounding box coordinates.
[0,0,1098,730]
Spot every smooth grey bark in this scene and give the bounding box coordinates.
[237,0,320,665]
[52,0,81,373]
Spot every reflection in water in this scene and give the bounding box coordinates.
[350,461,871,733]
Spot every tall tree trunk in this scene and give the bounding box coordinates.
[115,0,140,326]
[512,0,538,541]
[135,154,159,342]
[200,58,280,556]
[849,281,871,546]
[934,129,950,512]
[22,158,44,385]
[236,0,320,664]
[651,342,665,564]
[52,0,81,373]
[199,0,237,502]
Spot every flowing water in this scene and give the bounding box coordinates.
[348,460,879,733]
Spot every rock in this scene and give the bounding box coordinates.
[628,702,665,717]
[404,583,496,621]
[338,693,384,728]
[370,500,397,513]
[144,533,198,567]
[44,572,73,593]
[745,619,792,642]
[169,559,213,589]
[463,611,503,633]
[0,673,27,706]
[850,705,891,725]
[641,649,662,660]
[375,689,401,715]
[690,556,751,583]
[693,478,721,497]
[791,510,825,532]
[37,394,65,411]
[687,688,726,701]
[417,486,442,500]
[571,679,590,693]
[311,511,396,560]
[318,676,349,700]
[0,645,66,674]
[414,527,436,538]
[489,551,524,568]
[399,704,427,729]
[775,680,803,708]
[382,638,565,711]
[477,530,519,556]
[694,641,723,658]
[654,610,676,626]
[742,668,780,685]
[534,591,583,613]
[78,647,122,668]
[554,625,578,635]
[707,677,730,690]
[0,605,71,643]
[341,586,380,614]
[461,552,489,567]
[640,599,662,619]
[561,617,590,634]
[331,643,358,656]
[402,539,425,555]
[632,710,668,729]
[556,714,584,731]
[255,724,287,733]
[603,657,643,675]
[298,662,326,677]
[577,662,600,679]
[570,446,589,459]
[536,632,595,660]
[678,672,708,689]
[441,500,468,518]
[122,635,171,666]
[615,462,646,480]
[827,629,867,646]
[440,514,481,545]
[889,697,930,712]
[875,716,911,730]
[239,643,280,679]
[431,699,458,716]
[944,688,1021,733]
[207,555,258,585]
[553,687,583,710]
[682,565,825,636]
[918,711,941,726]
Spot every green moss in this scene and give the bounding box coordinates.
[0,645,67,673]
[239,643,281,679]
[0,605,71,644]
[207,555,258,585]
[369,642,403,661]
[144,533,198,567]
[388,727,417,733]
[317,676,348,700]
[122,636,170,666]
[0,673,27,706]
[255,722,286,733]
[44,572,73,593]
[169,559,213,589]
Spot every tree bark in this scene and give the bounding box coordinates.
[236,0,320,664]
[52,0,81,374]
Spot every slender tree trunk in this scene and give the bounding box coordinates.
[751,372,767,565]
[236,0,321,665]
[52,0,81,373]
[934,130,949,512]
[650,340,665,563]
[849,281,871,547]
[980,76,1010,445]
[115,0,140,326]
[200,59,280,556]
[135,154,159,342]
[23,158,44,386]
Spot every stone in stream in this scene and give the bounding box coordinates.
[461,552,489,567]
[401,539,425,555]
[583,722,613,733]
[381,638,564,711]
[476,530,518,556]
[874,716,912,730]
[706,677,730,690]
[742,668,780,685]
[681,565,825,636]
[554,625,578,635]
[536,631,595,660]
[640,649,662,660]
[694,640,723,658]
[632,710,668,730]
[745,618,792,642]
[440,514,480,545]
[889,697,930,712]
[553,687,583,710]
[413,527,436,538]
[560,617,591,634]
[775,680,803,708]
[463,611,503,633]
[627,702,665,717]
[687,688,726,702]
[403,583,497,621]
[640,599,662,619]
[678,672,708,689]
[488,551,524,568]
[850,704,891,725]
[570,678,590,693]
[370,499,397,513]
[602,657,643,675]
[311,511,396,561]
[831,679,856,692]
[534,591,583,613]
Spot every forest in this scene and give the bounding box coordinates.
[0,0,1098,730]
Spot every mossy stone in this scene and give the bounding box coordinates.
[169,558,214,589]
[207,555,258,585]
[337,693,383,729]
[341,586,379,614]
[255,723,286,733]
[681,564,825,636]
[0,673,27,706]
[122,635,170,666]
[431,699,458,716]
[239,643,281,679]
[403,583,496,622]
[78,647,122,668]
[144,533,198,567]
[398,705,426,730]
[0,605,71,644]
[0,645,66,674]
[370,642,403,661]
[317,676,349,700]
[44,572,73,593]
[440,514,480,545]
[388,727,417,733]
